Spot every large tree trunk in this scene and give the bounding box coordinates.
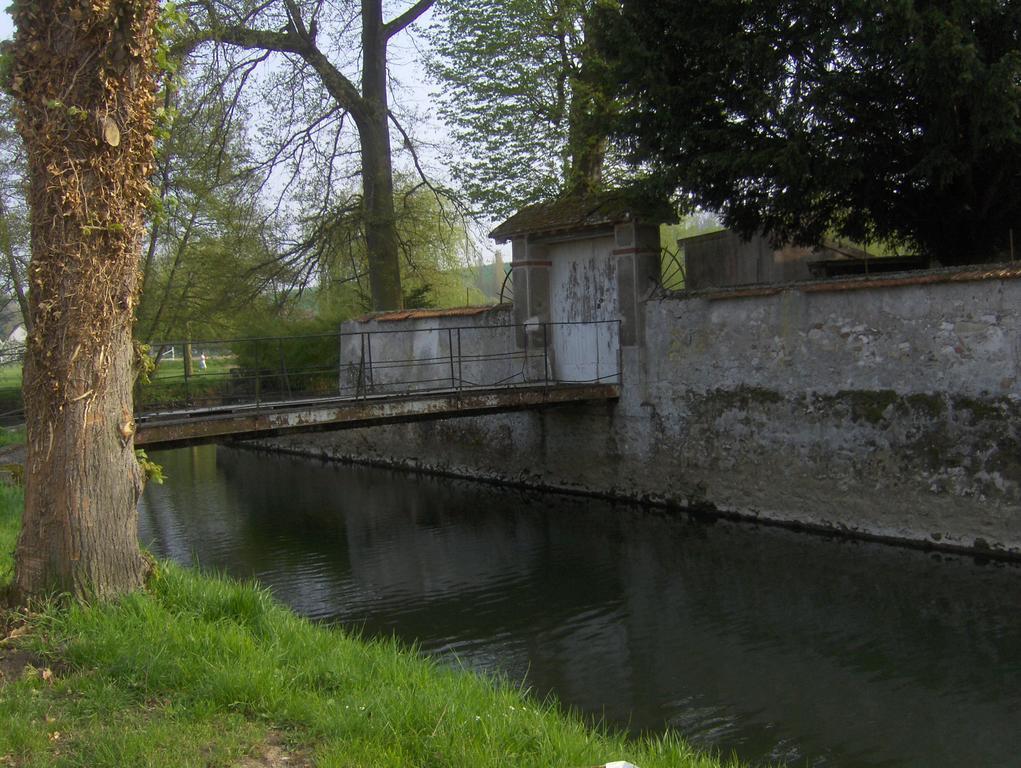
[360,0,403,311]
[565,9,610,196]
[10,0,159,601]
[186,0,435,313]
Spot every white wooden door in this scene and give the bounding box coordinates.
[549,237,619,383]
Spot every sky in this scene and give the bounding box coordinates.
[0,6,508,263]
[0,5,446,170]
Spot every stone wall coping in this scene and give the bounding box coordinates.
[667,262,1021,303]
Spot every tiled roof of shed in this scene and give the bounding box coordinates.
[358,305,509,323]
[489,189,676,242]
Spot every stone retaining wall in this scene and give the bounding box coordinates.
[262,268,1021,558]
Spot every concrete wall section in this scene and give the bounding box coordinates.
[641,280,1021,554]
[660,279,1021,398]
[267,274,1021,558]
[340,305,528,392]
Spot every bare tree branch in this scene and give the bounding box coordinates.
[384,0,434,40]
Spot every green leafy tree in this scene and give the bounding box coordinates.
[428,0,620,217]
[0,91,30,329]
[607,0,1021,264]
[177,0,439,311]
[307,177,484,317]
[136,78,281,344]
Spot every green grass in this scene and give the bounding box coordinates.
[149,356,237,382]
[0,428,24,448]
[0,365,23,419]
[0,489,732,768]
[0,364,21,390]
[138,357,240,411]
[0,358,236,389]
[0,484,19,587]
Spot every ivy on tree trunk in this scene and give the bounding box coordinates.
[9,0,160,600]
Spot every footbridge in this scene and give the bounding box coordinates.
[134,319,621,449]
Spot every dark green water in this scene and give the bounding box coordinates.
[139,445,1021,768]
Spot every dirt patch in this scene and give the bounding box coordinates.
[235,733,313,768]
[0,645,42,687]
[0,617,51,688]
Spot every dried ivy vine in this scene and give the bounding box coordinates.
[7,0,160,452]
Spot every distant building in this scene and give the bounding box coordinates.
[0,300,26,346]
[681,230,928,290]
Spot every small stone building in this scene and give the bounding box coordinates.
[490,191,675,382]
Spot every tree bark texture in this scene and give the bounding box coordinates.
[360,0,403,311]
[565,8,610,196]
[10,0,159,600]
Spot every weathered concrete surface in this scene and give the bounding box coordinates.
[339,304,524,393]
[263,272,1021,558]
[136,384,619,449]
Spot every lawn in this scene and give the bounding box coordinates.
[148,355,238,383]
[0,365,21,391]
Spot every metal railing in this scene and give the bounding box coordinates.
[0,320,621,422]
[136,319,621,415]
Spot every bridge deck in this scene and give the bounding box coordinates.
[135,383,620,449]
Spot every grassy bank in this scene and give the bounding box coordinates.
[0,488,729,768]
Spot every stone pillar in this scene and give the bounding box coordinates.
[510,237,552,381]
[511,238,551,334]
[613,221,661,347]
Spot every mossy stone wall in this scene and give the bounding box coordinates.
[267,273,1021,557]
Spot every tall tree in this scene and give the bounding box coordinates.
[9,0,159,600]
[308,176,481,315]
[428,0,619,218]
[137,77,282,343]
[606,0,1021,264]
[179,0,437,311]
[0,91,29,329]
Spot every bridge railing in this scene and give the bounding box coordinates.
[138,333,342,413]
[137,319,621,414]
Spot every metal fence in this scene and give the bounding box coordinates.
[0,321,621,421]
[138,319,621,414]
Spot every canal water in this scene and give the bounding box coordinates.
[139,445,1021,768]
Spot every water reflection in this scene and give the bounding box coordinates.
[139,445,1021,768]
